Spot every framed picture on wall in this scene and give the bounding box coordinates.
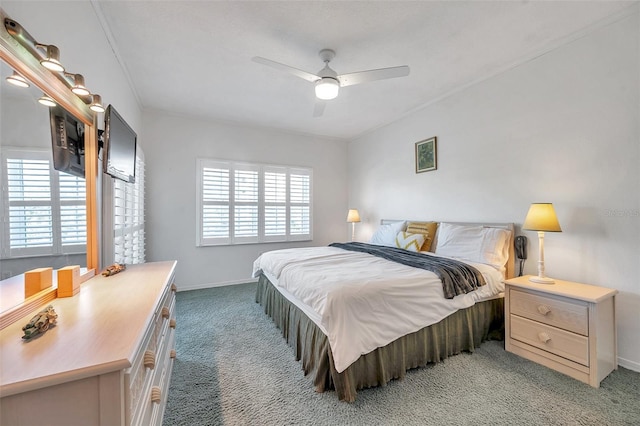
[415,136,437,173]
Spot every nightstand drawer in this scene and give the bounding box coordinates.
[510,288,588,335]
[510,314,589,366]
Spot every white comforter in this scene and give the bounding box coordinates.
[252,246,504,373]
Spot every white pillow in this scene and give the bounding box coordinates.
[395,231,426,252]
[369,221,406,247]
[435,223,511,269]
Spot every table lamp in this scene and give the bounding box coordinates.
[347,209,361,242]
[522,203,562,284]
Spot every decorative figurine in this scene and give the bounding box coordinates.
[22,305,57,340]
[102,263,126,277]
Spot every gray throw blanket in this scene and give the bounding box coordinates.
[329,242,486,299]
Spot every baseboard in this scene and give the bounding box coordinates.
[176,278,257,292]
[618,356,640,373]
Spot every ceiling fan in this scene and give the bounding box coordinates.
[252,49,410,116]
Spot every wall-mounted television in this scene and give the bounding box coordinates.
[49,105,85,178]
[103,104,137,184]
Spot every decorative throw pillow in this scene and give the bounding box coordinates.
[395,231,427,252]
[369,221,406,247]
[406,221,438,251]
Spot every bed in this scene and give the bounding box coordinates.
[253,220,515,402]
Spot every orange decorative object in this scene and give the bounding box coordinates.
[24,267,53,298]
[58,265,81,298]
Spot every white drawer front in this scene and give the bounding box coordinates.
[129,281,176,425]
[510,314,589,366]
[136,284,176,426]
[510,288,588,335]
[126,321,155,425]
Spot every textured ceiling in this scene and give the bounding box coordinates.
[95,1,634,140]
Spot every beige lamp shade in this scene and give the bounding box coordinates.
[522,203,562,232]
[347,209,361,223]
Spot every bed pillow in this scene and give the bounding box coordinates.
[369,221,405,247]
[395,231,426,252]
[435,222,511,269]
[406,221,438,251]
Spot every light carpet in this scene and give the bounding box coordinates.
[163,283,640,426]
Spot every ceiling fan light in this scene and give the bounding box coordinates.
[315,77,339,100]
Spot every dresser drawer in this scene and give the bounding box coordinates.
[510,314,589,366]
[510,288,588,335]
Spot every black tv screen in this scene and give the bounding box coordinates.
[103,105,137,183]
[49,105,85,178]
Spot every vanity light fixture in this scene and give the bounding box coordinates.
[38,94,57,107]
[89,94,105,113]
[4,17,104,114]
[6,71,30,88]
[35,44,64,73]
[65,73,90,96]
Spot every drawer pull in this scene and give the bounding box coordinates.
[170,349,177,359]
[171,283,177,292]
[162,306,170,319]
[144,350,156,369]
[538,332,552,344]
[150,386,162,404]
[537,305,551,316]
[170,318,177,329]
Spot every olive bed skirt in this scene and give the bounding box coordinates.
[255,274,504,402]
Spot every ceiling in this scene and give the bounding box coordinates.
[94,1,635,141]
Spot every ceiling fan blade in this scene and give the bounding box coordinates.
[252,56,320,83]
[338,65,410,87]
[313,101,326,118]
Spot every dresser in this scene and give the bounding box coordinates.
[504,275,617,387]
[0,261,177,425]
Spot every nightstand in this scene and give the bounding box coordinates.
[504,275,617,387]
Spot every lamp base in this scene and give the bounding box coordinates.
[529,275,555,284]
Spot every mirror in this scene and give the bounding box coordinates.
[0,9,99,324]
[0,60,87,311]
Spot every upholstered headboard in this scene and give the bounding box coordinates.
[381,220,516,279]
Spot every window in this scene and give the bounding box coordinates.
[197,159,312,246]
[1,148,86,258]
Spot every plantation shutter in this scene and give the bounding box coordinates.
[6,157,54,256]
[289,169,311,237]
[233,166,259,242]
[263,167,287,240]
[200,162,231,244]
[113,151,145,264]
[58,173,86,248]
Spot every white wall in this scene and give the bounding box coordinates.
[142,110,348,289]
[348,13,640,370]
